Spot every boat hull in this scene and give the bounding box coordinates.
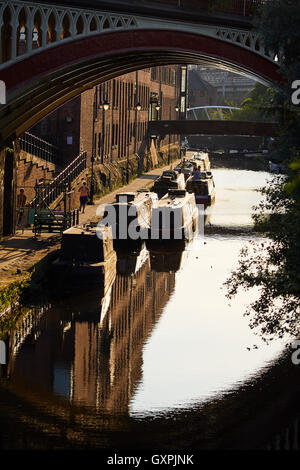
[194,192,216,207]
[52,251,117,288]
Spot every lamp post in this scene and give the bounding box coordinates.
[155,102,161,150]
[135,102,142,174]
[101,99,109,164]
[175,104,181,161]
[134,102,142,152]
[89,90,98,205]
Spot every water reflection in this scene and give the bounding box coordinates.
[206,168,271,230]
[6,244,177,413]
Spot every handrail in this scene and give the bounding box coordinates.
[19,131,58,164]
[31,151,87,209]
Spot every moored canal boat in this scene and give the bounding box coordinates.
[186,174,216,207]
[174,160,196,180]
[152,169,185,198]
[52,224,117,292]
[192,151,211,171]
[101,191,158,242]
[148,189,198,242]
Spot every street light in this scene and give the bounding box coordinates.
[103,100,109,111]
[101,99,110,164]
[89,90,98,205]
[175,105,180,112]
[135,102,142,174]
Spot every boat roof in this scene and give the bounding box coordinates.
[113,191,157,206]
[156,190,195,208]
[187,176,214,186]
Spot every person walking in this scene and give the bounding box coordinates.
[79,181,89,214]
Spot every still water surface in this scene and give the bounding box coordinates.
[0,161,298,449]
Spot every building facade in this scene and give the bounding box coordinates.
[31,66,182,167]
[188,68,217,108]
[189,65,255,106]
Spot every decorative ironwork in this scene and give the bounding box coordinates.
[0,0,138,66]
[0,0,278,72]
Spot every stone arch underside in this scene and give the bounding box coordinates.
[0,29,280,144]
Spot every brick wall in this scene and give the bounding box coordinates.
[30,95,81,165]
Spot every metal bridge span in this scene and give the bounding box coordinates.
[0,0,280,144]
[148,120,278,138]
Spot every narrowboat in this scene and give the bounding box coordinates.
[101,191,158,241]
[153,169,185,198]
[186,174,216,207]
[174,161,196,180]
[192,151,211,171]
[52,224,117,292]
[148,189,198,242]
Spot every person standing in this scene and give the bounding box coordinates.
[79,181,89,214]
[193,166,202,180]
[17,188,27,226]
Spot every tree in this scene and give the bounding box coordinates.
[225,0,300,342]
[225,82,275,122]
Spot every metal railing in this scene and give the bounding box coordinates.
[19,131,58,164]
[30,150,87,209]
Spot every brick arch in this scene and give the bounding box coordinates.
[0,29,281,143]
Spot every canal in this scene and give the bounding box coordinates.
[0,155,299,450]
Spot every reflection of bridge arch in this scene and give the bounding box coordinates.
[187,106,241,120]
[0,0,281,143]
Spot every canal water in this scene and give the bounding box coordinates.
[0,156,299,450]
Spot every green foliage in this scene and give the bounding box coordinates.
[0,276,30,313]
[254,0,300,163]
[0,276,31,340]
[225,0,300,342]
[225,176,300,341]
[284,157,300,201]
[226,82,276,122]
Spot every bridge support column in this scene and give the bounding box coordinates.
[0,141,18,239]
